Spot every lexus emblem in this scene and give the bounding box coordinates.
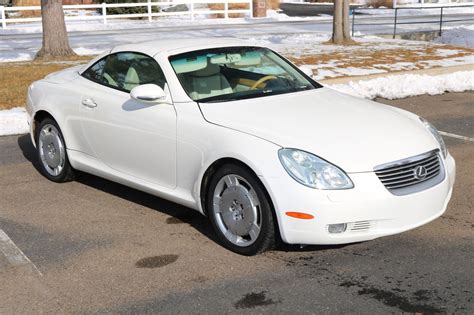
[413,165,428,180]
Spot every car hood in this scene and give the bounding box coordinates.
[44,65,82,84]
[199,88,438,173]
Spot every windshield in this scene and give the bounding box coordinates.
[169,46,321,103]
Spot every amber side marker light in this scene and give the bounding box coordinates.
[285,212,314,220]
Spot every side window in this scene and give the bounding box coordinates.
[82,52,166,93]
[82,57,107,83]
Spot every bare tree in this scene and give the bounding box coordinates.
[329,0,354,45]
[36,0,76,59]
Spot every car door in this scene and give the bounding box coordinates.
[77,52,177,188]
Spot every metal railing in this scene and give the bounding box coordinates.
[351,5,474,38]
[0,0,253,29]
[394,0,474,8]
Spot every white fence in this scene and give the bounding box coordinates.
[394,0,474,7]
[0,0,253,29]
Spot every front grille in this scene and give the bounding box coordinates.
[374,149,444,196]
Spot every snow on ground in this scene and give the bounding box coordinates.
[0,53,33,63]
[328,70,474,100]
[0,107,29,136]
[434,25,474,48]
[0,47,106,63]
[253,33,474,80]
[0,17,248,35]
[0,10,323,35]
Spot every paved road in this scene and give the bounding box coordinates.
[0,92,473,313]
[1,12,473,59]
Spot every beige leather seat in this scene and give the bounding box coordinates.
[187,63,233,100]
[103,73,118,87]
[123,67,140,91]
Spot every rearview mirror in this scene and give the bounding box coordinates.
[130,84,166,103]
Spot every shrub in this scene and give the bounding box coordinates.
[99,0,160,17]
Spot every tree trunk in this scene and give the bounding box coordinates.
[342,0,352,40]
[36,0,76,59]
[331,0,343,44]
[329,0,355,45]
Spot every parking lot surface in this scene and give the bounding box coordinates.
[0,92,473,313]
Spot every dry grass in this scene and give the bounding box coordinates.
[367,0,393,8]
[287,43,474,79]
[267,0,280,10]
[0,55,92,110]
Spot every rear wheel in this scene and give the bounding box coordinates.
[36,118,75,182]
[207,164,276,255]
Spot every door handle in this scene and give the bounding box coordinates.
[82,98,97,108]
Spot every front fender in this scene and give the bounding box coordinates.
[27,79,82,152]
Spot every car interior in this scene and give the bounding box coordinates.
[82,49,315,101]
[89,52,167,92]
[171,48,314,102]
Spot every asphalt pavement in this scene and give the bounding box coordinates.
[0,92,473,313]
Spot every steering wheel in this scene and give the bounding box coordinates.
[250,75,278,90]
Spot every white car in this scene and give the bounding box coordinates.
[26,38,455,255]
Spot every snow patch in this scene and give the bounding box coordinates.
[0,46,106,63]
[328,71,474,100]
[74,47,107,56]
[434,25,474,49]
[332,67,387,76]
[0,53,33,62]
[0,107,29,136]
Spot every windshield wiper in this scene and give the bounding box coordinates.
[202,98,239,103]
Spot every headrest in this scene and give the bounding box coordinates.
[172,55,207,74]
[190,63,221,77]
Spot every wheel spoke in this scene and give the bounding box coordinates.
[224,175,238,188]
[40,128,48,139]
[249,223,261,241]
[213,195,222,213]
[247,189,260,207]
[224,230,240,244]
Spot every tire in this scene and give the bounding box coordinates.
[206,163,277,255]
[35,118,75,183]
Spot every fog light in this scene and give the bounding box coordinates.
[328,223,347,234]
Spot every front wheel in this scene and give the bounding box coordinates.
[36,118,75,183]
[206,164,277,255]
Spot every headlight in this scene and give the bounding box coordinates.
[278,149,353,189]
[420,117,447,159]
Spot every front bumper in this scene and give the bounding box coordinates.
[264,153,455,245]
[26,90,36,148]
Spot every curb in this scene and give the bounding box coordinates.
[319,64,474,85]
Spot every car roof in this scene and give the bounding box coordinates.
[110,37,256,56]
[79,37,261,74]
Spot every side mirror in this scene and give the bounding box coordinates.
[130,84,166,103]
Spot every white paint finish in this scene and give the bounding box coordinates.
[76,77,178,188]
[265,153,455,244]
[199,88,438,172]
[26,40,456,246]
[0,229,42,276]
